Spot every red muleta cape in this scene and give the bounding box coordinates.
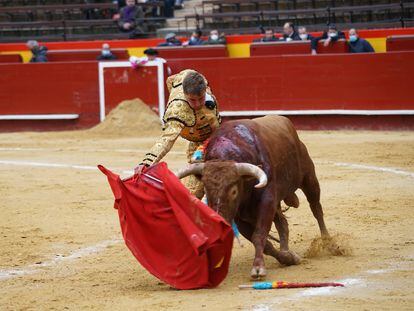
[98,162,233,290]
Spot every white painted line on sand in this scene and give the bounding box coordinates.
[0,147,185,155]
[0,160,98,171]
[0,239,121,281]
[319,161,414,178]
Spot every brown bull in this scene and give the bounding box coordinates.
[177,115,332,279]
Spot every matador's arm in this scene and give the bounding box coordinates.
[140,120,184,166]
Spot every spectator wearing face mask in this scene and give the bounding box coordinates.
[298,26,314,41]
[184,30,204,46]
[280,22,301,41]
[203,30,227,45]
[158,33,182,46]
[348,28,375,53]
[97,43,117,61]
[311,24,346,55]
[26,40,48,63]
[254,28,278,42]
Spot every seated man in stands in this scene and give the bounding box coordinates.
[113,0,144,33]
[254,28,278,42]
[348,28,375,53]
[97,43,117,61]
[298,26,314,41]
[26,40,48,63]
[184,30,204,46]
[311,24,346,55]
[158,33,182,46]
[280,22,301,41]
[203,29,227,45]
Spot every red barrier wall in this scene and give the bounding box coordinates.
[47,49,129,61]
[0,54,22,63]
[386,35,414,51]
[0,61,99,131]
[156,45,228,59]
[103,66,160,113]
[167,52,414,111]
[1,51,414,131]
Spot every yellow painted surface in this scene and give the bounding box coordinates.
[366,37,386,52]
[227,43,250,58]
[0,51,32,63]
[127,47,147,57]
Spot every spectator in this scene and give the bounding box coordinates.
[254,28,278,42]
[129,48,171,75]
[174,0,184,9]
[157,33,182,46]
[164,0,175,18]
[348,28,375,53]
[130,48,166,66]
[280,22,301,41]
[113,0,144,33]
[26,40,48,63]
[184,30,204,46]
[97,43,117,61]
[298,26,314,41]
[203,29,227,45]
[311,24,346,55]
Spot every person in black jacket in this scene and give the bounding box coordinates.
[157,33,182,46]
[253,28,278,42]
[97,43,117,61]
[280,22,301,41]
[26,40,48,62]
[348,28,375,53]
[311,24,346,54]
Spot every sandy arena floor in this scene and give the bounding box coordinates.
[0,128,413,310]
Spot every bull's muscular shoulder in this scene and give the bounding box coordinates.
[163,100,196,127]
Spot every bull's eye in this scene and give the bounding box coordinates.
[228,185,238,200]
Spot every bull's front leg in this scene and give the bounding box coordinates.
[250,194,277,279]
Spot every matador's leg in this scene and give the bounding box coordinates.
[182,141,204,199]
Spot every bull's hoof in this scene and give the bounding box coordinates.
[278,250,301,266]
[250,266,267,280]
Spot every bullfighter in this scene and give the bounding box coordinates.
[136,69,221,199]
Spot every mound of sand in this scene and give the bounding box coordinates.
[90,99,162,137]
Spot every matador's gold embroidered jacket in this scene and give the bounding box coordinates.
[141,69,221,166]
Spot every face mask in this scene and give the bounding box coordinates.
[349,35,357,42]
[210,34,218,41]
[102,50,111,56]
[190,36,197,42]
[328,32,337,38]
[299,34,308,40]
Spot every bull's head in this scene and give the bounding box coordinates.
[176,161,267,223]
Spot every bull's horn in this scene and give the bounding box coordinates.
[236,163,268,188]
[175,163,205,179]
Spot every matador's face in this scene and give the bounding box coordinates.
[186,91,206,110]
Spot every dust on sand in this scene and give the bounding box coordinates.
[0,109,413,310]
[305,234,353,258]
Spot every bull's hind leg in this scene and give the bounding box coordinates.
[273,206,301,266]
[301,168,329,238]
